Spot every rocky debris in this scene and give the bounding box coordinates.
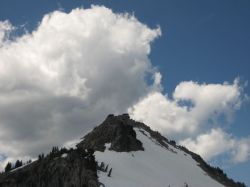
[77,114,144,152]
[0,148,99,187]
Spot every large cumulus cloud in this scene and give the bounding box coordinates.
[0,6,161,168]
[0,5,249,170]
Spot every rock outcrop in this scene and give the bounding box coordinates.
[77,114,144,152]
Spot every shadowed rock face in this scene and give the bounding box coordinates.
[77,114,144,152]
[0,149,98,187]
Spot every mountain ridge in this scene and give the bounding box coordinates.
[0,114,247,187]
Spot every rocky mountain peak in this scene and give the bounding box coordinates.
[0,114,247,187]
[76,114,144,152]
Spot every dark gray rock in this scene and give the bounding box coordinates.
[109,122,143,152]
[77,114,144,152]
[0,149,99,187]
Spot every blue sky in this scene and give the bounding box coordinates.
[0,0,249,185]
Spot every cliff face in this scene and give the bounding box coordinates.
[0,149,99,187]
[77,114,144,152]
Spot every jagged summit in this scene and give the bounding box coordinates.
[90,114,246,187]
[77,114,144,152]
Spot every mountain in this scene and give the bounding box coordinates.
[0,114,246,187]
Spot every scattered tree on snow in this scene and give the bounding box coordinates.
[104,164,109,172]
[108,168,112,177]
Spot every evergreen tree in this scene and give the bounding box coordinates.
[108,168,112,177]
[27,159,32,164]
[4,162,12,172]
[170,140,176,145]
[14,160,22,168]
[99,162,104,171]
[104,164,109,172]
[50,146,60,157]
[38,153,44,161]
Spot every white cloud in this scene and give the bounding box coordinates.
[180,129,250,163]
[231,138,250,163]
[0,20,14,46]
[0,6,161,169]
[129,79,243,136]
[153,72,162,87]
[128,91,197,135]
[173,79,243,124]
[179,128,234,160]
[129,79,249,162]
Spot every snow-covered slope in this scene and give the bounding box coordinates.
[1,114,245,187]
[95,128,224,187]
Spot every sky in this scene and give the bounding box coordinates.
[0,0,249,185]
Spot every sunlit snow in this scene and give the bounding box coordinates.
[95,128,224,187]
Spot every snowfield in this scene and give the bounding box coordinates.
[95,128,225,187]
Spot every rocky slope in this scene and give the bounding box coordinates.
[77,114,143,152]
[0,148,99,187]
[0,114,247,187]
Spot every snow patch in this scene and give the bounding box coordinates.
[10,161,33,172]
[95,128,224,187]
[61,153,68,158]
[105,143,111,149]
